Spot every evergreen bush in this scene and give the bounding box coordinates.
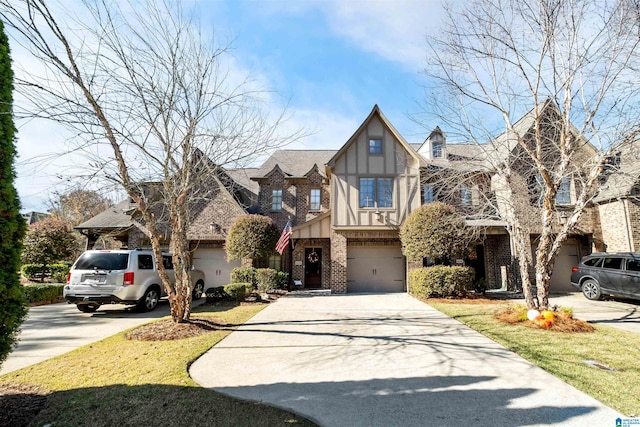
[409,266,475,298]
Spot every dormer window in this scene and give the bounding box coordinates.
[271,189,283,211]
[432,142,443,158]
[369,138,383,154]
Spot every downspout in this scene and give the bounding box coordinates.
[623,198,634,251]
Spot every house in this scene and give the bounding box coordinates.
[22,211,49,225]
[79,103,615,294]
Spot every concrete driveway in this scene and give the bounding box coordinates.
[547,293,640,333]
[1,299,203,375]
[190,293,621,427]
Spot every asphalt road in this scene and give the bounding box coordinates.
[0,299,203,375]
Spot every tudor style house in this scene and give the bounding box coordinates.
[76,104,632,294]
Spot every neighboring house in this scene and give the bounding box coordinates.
[22,211,49,225]
[592,141,640,252]
[79,103,623,294]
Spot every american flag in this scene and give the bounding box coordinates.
[275,220,292,255]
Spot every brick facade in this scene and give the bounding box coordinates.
[291,238,331,289]
[330,230,347,293]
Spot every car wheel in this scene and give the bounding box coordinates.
[77,303,99,313]
[192,280,204,300]
[138,287,160,312]
[582,279,602,300]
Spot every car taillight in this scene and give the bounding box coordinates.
[123,272,135,286]
[571,267,579,273]
[67,273,71,284]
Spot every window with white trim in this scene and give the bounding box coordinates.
[271,189,282,211]
[310,188,321,211]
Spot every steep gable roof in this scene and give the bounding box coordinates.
[326,104,425,172]
[75,199,134,230]
[253,150,336,179]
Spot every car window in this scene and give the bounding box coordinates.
[162,255,173,270]
[627,259,640,272]
[74,253,129,270]
[583,257,602,267]
[602,258,623,270]
[138,255,154,270]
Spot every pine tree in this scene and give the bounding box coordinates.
[0,20,27,366]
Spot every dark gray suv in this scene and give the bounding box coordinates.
[570,252,640,301]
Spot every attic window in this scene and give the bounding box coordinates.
[432,142,443,158]
[369,139,383,154]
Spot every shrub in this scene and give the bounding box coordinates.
[276,271,289,289]
[21,262,72,283]
[256,268,279,293]
[205,286,229,303]
[231,267,257,287]
[224,283,249,302]
[22,283,64,304]
[400,202,472,262]
[409,266,475,298]
[226,215,279,263]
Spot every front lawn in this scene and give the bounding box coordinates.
[0,303,316,427]
[429,300,640,417]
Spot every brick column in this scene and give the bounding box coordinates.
[330,230,347,293]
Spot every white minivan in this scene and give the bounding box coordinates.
[64,249,205,313]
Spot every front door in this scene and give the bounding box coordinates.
[305,248,322,288]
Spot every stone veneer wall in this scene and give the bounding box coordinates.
[291,238,331,289]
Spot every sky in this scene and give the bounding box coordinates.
[10,0,446,213]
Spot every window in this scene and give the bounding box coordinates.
[310,188,321,211]
[583,257,602,267]
[602,258,622,270]
[432,142,443,158]
[627,259,640,272]
[556,177,572,205]
[162,255,173,270]
[138,255,154,270]
[423,185,434,204]
[461,184,472,206]
[271,189,282,211]
[369,138,383,154]
[268,255,282,271]
[532,174,572,205]
[359,178,393,208]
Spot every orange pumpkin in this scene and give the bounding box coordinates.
[534,316,553,328]
[541,310,556,322]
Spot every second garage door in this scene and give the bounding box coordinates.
[347,246,405,293]
[192,248,241,288]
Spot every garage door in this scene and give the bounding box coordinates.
[192,248,241,288]
[550,242,580,292]
[347,246,405,293]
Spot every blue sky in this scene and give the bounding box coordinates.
[13,0,445,212]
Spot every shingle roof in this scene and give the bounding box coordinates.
[594,141,640,202]
[253,150,337,178]
[226,168,260,195]
[75,200,134,230]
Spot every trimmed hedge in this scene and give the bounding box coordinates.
[231,267,257,287]
[409,266,475,298]
[205,286,228,303]
[256,268,278,292]
[21,262,72,283]
[22,283,65,304]
[224,283,250,302]
[276,271,289,289]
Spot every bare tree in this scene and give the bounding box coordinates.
[422,0,640,308]
[1,0,302,322]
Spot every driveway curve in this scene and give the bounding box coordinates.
[190,293,620,427]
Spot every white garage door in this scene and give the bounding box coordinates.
[347,246,405,293]
[192,248,241,288]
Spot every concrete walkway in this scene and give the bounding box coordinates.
[190,293,621,427]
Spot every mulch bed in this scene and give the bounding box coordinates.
[494,306,595,333]
[0,384,49,427]
[125,317,229,341]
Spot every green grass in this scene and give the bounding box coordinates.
[429,301,640,417]
[0,304,316,427]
